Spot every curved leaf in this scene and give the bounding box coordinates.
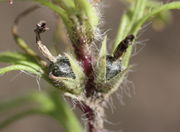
[131,1,180,34]
[55,0,76,12]
[0,52,43,72]
[0,91,82,132]
[0,64,42,76]
[0,109,41,130]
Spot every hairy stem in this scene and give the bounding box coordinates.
[77,101,104,132]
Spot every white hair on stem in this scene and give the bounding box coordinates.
[20,70,42,91]
[36,76,41,91]
[132,39,149,57]
[10,71,23,82]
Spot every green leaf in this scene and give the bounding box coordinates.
[0,64,42,76]
[114,0,146,68]
[132,1,180,34]
[32,91,83,132]
[121,45,133,68]
[12,33,39,60]
[64,53,85,82]
[121,1,180,68]
[0,52,43,72]
[34,0,67,19]
[48,91,83,132]
[0,109,41,130]
[127,0,147,34]
[0,91,82,132]
[0,52,32,62]
[124,0,147,36]
[53,54,85,95]
[151,10,171,31]
[74,0,99,29]
[55,0,76,12]
[95,36,107,82]
[112,0,146,58]
[144,0,172,31]
[111,13,130,54]
[0,96,31,114]
[33,0,74,33]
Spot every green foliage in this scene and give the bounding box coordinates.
[65,54,85,82]
[74,0,99,29]
[0,0,180,131]
[112,0,180,68]
[0,91,83,132]
[0,64,41,75]
[64,54,85,94]
[0,52,42,73]
[95,36,107,82]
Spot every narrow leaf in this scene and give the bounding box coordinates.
[49,91,83,132]
[0,65,42,76]
[0,109,41,130]
[122,1,180,68]
[0,91,82,132]
[55,0,76,12]
[132,1,180,34]
[0,52,43,72]
[12,33,39,61]
[112,13,130,54]
[120,0,146,67]
[74,0,99,29]
[0,52,32,62]
[34,0,67,19]
[96,36,107,81]
[64,53,85,81]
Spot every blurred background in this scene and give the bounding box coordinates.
[0,0,180,132]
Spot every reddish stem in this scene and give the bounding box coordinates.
[74,43,96,97]
[74,44,93,76]
[77,103,100,132]
[73,45,99,131]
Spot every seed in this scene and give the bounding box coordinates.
[49,56,75,79]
